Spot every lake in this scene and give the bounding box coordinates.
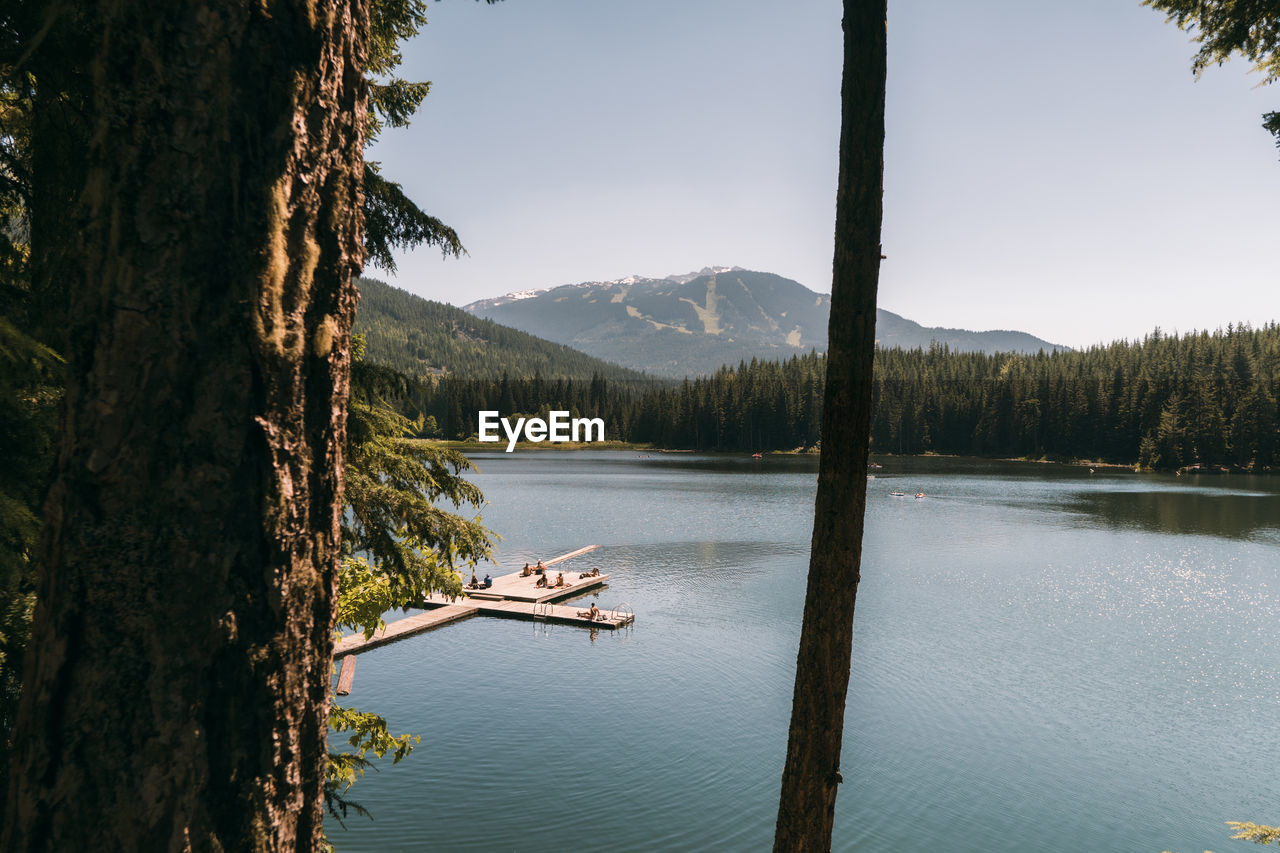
[327,452,1280,852]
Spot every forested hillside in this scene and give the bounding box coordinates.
[869,324,1278,469]
[355,277,650,381]
[394,323,1280,470]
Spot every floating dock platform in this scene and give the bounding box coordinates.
[333,603,481,657]
[333,546,634,659]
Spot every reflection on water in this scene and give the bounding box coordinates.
[1060,481,1280,540]
[328,452,1280,853]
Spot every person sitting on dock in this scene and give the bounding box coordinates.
[535,574,549,588]
[482,574,492,589]
[554,572,567,588]
[577,603,601,621]
[520,563,532,577]
[535,559,546,575]
[465,573,479,589]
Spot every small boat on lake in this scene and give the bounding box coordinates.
[890,491,906,497]
[914,492,926,499]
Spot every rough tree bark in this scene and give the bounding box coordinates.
[4,1,368,849]
[774,0,886,850]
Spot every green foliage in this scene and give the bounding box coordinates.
[1162,820,1280,852]
[0,37,62,802]
[343,369,494,612]
[335,557,407,641]
[392,322,1280,467]
[0,320,61,586]
[1265,110,1280,149]
[362,0,502,272]
[1144,0,1280,83]
[864,325,1280,470]
[324,348,496,833]
[4,0,502,837]
[392,354,813,449]
[372,77,432,130]
[367,0,430,130]
[364,165,463,272]
[324,1,503,838]
[324,702,419,838]
[328,705,417,791]
[361,0,465,272]
[1145,0,1280,153]
[1228,822,1280,845]
[0,80,33,279]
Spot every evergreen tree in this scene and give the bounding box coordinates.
[1144,0,1280,156]
[325,343,493,835]
[5,2,369,847]
[2,0,499,847]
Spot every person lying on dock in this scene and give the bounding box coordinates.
[577,603,601,621]
[578,567,601,579]
[520,563,532,577]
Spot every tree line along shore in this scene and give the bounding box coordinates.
[362,322,1280,472]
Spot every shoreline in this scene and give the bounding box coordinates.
[422,441,1273,474]
[421,439,655,452]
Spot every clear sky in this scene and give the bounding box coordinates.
[369,0,1278,350]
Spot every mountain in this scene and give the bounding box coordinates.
[873,309,1070,357]
[464,268,1067,377]
[465,268,830,377]
[354,277,650,382]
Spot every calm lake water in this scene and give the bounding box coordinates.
[328,452,1280,852]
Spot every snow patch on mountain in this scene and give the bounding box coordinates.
[504,289,545,301]
[663,265,744,284]
[470,266,752,309]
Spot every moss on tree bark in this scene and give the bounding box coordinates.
[3,1,369,849]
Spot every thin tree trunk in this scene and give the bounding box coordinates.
[4,1,368,849]
[774,0,886,849]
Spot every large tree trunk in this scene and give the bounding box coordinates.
[774,0,886,850]
[4,1,368,849]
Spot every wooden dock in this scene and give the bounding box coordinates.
[332,546,633,661]
[463,550,609,603]
[333,603,480,657]
[429,596,634,630]
[541,544,599,566]
[334,656,357,695]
